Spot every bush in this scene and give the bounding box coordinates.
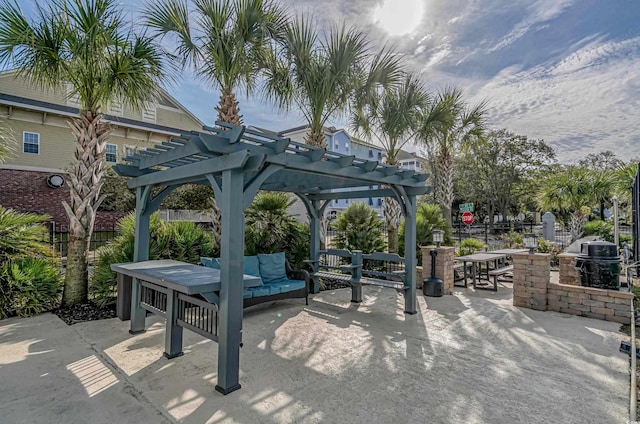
[583,220,613,240]
[457,238,484,256]
[332,202,385,253]
[0,258,62,318]
[91,213,217,307]
[244,192,309,269]
[0,207,62,318]
[502,231,523,248]
[536,238,562,267]
[399,203,451,264]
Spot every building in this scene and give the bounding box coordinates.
[0,70,204,229]
[279,125,386,219]
[397,150,426,172]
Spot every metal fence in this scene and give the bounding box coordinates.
[47,222,118,258]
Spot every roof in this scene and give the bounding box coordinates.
[114,123,431,200]
[397,150,426,161]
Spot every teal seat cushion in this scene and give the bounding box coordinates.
[257,252,288,284]
[248,286,271,297]
[243,289,253,299]
[244,256,263,285]
[276,280,305,293]
[200,257,220,269]
[265,284,282,295]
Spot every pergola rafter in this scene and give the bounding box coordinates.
[114,122,431,394]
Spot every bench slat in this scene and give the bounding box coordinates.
[359,277,404,289]
[488,265,513,276]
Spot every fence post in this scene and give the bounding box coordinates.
[485,222,488,246]
[458,221,462,243]
[50,221,55,252]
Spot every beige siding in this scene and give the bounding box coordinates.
[156,106,203,131]
[0,72,63,104]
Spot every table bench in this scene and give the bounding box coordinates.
[453,262,473,286]
[111,260,260,360]
[309,249,406,303]
[487,265,514,291]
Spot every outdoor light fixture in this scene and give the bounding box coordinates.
[523,233,538,254]
[46,174,65,188]
[432,229,444,248]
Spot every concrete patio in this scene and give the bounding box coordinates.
[0,285,630,423]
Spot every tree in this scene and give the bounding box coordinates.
[578,151,622,219]
[454,129,555,227]
[0,118,15,164]
[0,0,164,306]
[419,87,487,226]
[398,203,451,262]
[538,166,599,242]
[351,73,428,252]
[145,0,288,247]
[265,17,401,147]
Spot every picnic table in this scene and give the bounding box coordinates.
[456,252,507,290]
[111,260,260,361]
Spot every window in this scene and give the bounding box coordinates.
[369,150,374,158]
[345,143,349,151]
[334,141,339,150]
[368,198,373,206]
[346,199,349,204]
[378,152,382,160]
[378,199,383,206]
[105,143,117,163]
[123,145,138,159]
[23,132,39,154]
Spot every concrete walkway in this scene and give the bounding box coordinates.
[0,285,630,423]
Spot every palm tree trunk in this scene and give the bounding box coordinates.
[436,148,454,226]
[304,127,327,148]
[62,110,111,307]
[570,211,586,243]
[216,86,242,125]
[211,199,222,253]
[384,198,401,253]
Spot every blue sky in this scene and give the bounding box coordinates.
[17,0,640,162]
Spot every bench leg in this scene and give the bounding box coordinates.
[129,278,146,335]
[351,283,363,303]
[493,275,498,292]
[164,289,184,359]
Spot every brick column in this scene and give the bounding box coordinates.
[558,253,579,285]
[512,252,551,311]
[421,246,455,295]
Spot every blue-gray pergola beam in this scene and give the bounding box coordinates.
[127,150,251,188]
[215,167,246,395]
[402,193,418,315]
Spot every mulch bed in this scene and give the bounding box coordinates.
[54,302,116,325]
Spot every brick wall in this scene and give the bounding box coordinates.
[0,168,128,230]
[512,253,550,311]
[558,253,580,285]
[547,283,633,324]
[421,246,455,295]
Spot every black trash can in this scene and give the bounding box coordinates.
[423,249,443,297]
[575,241,621,290]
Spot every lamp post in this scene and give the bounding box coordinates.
[523,233,538,254]
[432,229,444,248]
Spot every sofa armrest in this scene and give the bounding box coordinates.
[288,269,311,290]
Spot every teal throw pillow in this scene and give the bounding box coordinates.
[257,252,288,284]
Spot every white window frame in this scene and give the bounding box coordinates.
[22,131,40,155]
[105,143,117,163]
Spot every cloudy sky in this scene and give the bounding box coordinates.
[19,0,640,163]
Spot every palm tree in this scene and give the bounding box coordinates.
[145,0,288,246]
[419,87,487,226]
[0,118,15,164]
[264,17,402,147]
[0,0,165,306]
[538,166,598,242]
[351,73,429,252]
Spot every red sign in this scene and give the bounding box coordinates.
[462,211,474,225]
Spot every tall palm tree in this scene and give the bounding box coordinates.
[264,17,402,147]
[419,87,487,226]
[145,0,288,246]
[0,118,15,164]
[0,0,164,306]
[538,166,598,242]
[351,73,429,252]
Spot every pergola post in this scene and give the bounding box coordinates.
[403,194,418,315]
[309,199,321,293]
[130,186,151,333]
[215,168,245,395]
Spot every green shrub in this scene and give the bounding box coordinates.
[0,258,62,318]
[502,231,523,248]
[0,207,61,318]
[583,220,613,240]
[457,238,484,256]
[399,203,451,264]
[244,192,309,268]
[332,202,385,253]
[91,213,216,308]
[535,238,562,267]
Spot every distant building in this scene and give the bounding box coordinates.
[397,150,426,172]
[279,125,385,219]
[0,70,203,229]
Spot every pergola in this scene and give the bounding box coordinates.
[114,122,431,393]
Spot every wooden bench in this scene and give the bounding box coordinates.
[486,265,514,291]
[309,249,407,303]
[453,262,472,287]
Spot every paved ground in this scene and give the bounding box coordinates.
[0,284,630,423]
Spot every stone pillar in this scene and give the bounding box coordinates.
[421,246,455,295]
[512,252,551,311]
[542,212,555,241]
[558,253,579,285]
